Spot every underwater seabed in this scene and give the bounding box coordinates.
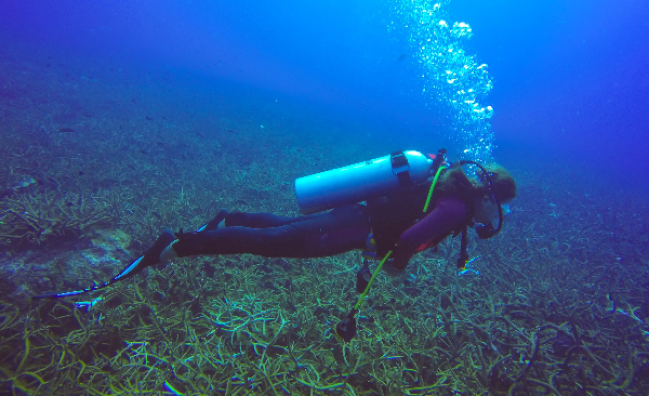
[3,160,649,395]
[2,60,649,395]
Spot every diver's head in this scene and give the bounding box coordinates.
[488,165,517,203]
[474,196,499,224]
[475,165,517,203]
[473,165,517,224]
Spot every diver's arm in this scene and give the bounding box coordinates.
[391,196,469,270]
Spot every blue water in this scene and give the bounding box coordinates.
[5,0,646,188]
[1,0,648,394]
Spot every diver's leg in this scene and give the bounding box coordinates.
[168,204,370,259]
[200,209,329,231]
[222,211,330,228]
[198,209,229,232]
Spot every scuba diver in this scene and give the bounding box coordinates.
[33,149,516,339]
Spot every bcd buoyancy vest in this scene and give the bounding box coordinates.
[367,181,474,258]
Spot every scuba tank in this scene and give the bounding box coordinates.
[295,150,433,214]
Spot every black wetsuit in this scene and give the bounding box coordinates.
[171,186,473,269]
[173,204,371,258]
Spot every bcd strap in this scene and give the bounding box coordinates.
[390,151,412,187]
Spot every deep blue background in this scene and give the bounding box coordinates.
[2,0,648,190]
[451,0,649,188]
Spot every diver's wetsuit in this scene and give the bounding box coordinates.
[173,204,371,258]
[390,195,470,269]
[171,194,472,270]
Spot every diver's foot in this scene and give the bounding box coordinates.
[198,209,228,232]
[160,240,179,265]
[140,230,177,269]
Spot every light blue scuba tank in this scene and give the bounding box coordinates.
[295,150,433,214]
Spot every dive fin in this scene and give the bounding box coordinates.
[32,230,175,300]
[32,256,146,300]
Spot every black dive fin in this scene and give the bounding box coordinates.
[32,230,177,300]
[32,255,146,300]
